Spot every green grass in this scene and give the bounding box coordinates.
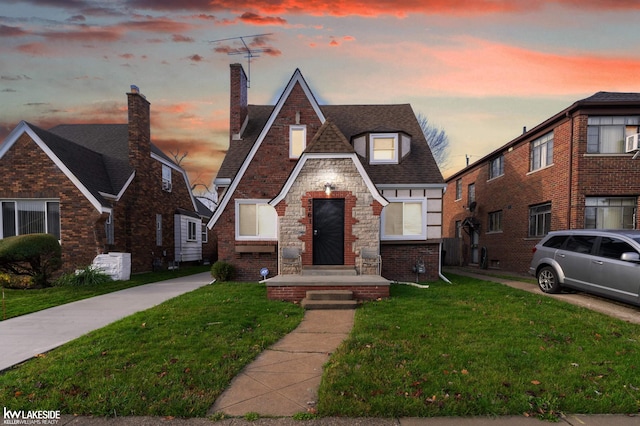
[0,265,211,320]
[0,282,304,417]
[318,275,640,419]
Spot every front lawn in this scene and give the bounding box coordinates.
[318,275,640,419]
[0,265,211,320]
[0,282,304,417]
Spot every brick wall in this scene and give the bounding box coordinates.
[380,242,440,282]
[443,109,640,274]
[213,81,323,280]
[0,133,104,272]
[267,284,389,302]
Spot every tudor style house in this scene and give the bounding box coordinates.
[443,92,640,274]
[0,86,212,274]
[208,64,445,293]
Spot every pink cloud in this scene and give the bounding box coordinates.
[239,12,288,26]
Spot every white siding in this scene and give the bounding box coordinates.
[174,214,202,262]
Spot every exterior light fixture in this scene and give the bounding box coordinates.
[324,182,335,195]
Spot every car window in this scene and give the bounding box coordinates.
[542,235,568,249]
[564,235,596,254]
[597,237,638,260]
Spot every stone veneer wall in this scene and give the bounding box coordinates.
[275,157,382,274]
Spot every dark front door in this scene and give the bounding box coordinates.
[313,199,344,265]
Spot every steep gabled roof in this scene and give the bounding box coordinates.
[209,69,325,227]
[304,120,354,154]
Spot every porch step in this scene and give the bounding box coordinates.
[300,290,357,310]
[301,266,357,276]
[306,290,354,300]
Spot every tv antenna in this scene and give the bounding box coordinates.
[209,33,274,88]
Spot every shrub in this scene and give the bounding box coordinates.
[0,234,62,288]
[210,261,235,282]
[55,266,113,287]
[0,273,34,289]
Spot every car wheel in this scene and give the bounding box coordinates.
[537,266,561,294]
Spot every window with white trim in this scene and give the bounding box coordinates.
[370,133,398,164]
[587,116,639,154]
[201,223,208,243]
[236,200,277,240]
[187,221,198,241]
[289,125,306,158]
[1,200,60,239]
[162,164,172,192]
[585,197,636,229]
[381,199,426,240]
[530,132,553,171]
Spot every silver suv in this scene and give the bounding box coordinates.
[529,229,640,306]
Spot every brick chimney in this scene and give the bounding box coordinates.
[230,63,248,140]
[127,85,151,170]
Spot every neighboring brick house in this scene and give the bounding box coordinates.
[443,92,640,274]
[0,86,208,274]
[209,64,445,284]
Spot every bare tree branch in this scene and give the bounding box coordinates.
[416,112,450,169]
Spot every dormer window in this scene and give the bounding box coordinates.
[289,125,306,158]
[370,133,398,164]
[162,164,172,192]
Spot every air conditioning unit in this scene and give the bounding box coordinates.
[162,180,172,192]
[625,133,640,153]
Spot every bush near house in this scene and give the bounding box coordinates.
[54,266,113,287]
[211,260,236,282]
[0,234,62,288]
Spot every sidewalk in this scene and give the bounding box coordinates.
[0,272,212,372]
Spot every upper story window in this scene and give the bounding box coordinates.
[370,133,398,164]
[236,200,277,240]
[289,125,307,158]
[162,164,172,192]
[455,179,462,200]
[1,200,60,240]
[468,183,475,204]
[489,155,504,179]
[530,132,553,171]
[587,116,639,154]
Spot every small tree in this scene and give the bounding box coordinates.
[0,234,62,288]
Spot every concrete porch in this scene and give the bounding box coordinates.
[264,266,390,303]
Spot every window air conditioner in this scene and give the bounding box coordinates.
[162,180,172,191]
[625,133,640,153]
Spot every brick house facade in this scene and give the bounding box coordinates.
[209,65,446,287]
[443,92,640,274]
[0,87,213,275]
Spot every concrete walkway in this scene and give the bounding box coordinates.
[209,309,355,416]
[0,272,212,372]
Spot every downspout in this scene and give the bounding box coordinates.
[438,241,452,283]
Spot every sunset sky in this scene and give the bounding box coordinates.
[2,1,640,195]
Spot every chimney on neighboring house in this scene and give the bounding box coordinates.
[127,85,151,170]
[230,63,248,141]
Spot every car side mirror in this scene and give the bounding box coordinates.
[620,252,640,262]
